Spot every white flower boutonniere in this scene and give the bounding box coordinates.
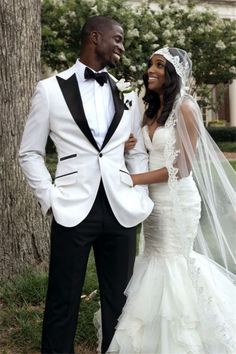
[116,78,132,94]
[116,79,133,109]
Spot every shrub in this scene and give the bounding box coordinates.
[207,127,236,143]
[208,120,226,127]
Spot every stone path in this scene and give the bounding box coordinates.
[224,152,236,160]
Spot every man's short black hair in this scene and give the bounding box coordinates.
[81,16,122,46]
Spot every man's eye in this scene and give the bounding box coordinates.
[115,36,122,42]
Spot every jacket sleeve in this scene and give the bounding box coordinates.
[124,92,149,193]
[19,81,53,215]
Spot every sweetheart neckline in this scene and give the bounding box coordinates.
[144,125,165,143]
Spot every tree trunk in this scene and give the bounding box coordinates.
[0,0,50,279]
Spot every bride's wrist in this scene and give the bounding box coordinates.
[131,175,136,186]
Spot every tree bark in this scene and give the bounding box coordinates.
[0,0,50,279]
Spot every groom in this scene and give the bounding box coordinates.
[19,16,153,354]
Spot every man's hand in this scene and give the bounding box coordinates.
[124,134,137,152]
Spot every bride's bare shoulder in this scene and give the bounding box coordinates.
[178,95,200,119]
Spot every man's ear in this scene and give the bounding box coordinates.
[90,31,102,45]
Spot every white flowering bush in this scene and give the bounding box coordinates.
[42,0,236,108]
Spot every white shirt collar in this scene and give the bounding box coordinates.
[75,59,108,82]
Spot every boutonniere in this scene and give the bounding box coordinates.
[116,79,133,109]
[116,78,132,93]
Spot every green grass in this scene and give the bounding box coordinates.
[45,153,57,179]
[0,270,48,306]
[0,254,99,353]
[230,160,236,170]
[217,141,236,153]
[76,254,99,346]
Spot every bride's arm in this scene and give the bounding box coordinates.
[131,167,168,186]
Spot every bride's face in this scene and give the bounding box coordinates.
[147,54,166,93]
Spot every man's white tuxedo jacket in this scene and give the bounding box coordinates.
[19,64,154,227]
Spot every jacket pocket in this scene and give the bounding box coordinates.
[120,169,133,187]
[54,171,78,186]
[60,154,77,161]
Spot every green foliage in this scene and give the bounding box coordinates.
[0,269,48,307]
[230,160,236,169]
[8,306,43,351]
[207,126,236,142]
[0,255,99,352]
[41,0,236,108]
[217,141,236,153]
[0,270,46,352]
[76,297,99,346]
[45,151,57,178]
[208,119,226,127]
[76,252,99,346]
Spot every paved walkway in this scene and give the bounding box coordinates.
[224,152,236,160]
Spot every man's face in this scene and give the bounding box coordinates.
[95,24,125,68]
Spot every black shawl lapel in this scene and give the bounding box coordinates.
[56,74,100,151]
[101,75,126,150]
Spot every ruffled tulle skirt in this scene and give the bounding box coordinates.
[104,178,236,353]
[106,251,236,354]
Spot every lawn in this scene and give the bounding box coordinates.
[1,144,235,354]
[230,160,236,170]
[0,254,99,354]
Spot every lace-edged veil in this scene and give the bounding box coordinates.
[150,47,236,279]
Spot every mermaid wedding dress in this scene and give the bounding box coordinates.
[105,102,236,354]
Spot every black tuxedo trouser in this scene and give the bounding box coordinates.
[41,182,136,354]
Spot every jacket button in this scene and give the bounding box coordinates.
[99,153,103,157]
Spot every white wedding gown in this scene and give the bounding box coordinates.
[106,125,236,354]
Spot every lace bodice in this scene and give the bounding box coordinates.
[142,125,175,171]
[142,123,201,258]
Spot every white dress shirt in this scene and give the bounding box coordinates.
[75,59,115,149]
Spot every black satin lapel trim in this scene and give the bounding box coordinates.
[101,75,125,149]
[56,74,99,151]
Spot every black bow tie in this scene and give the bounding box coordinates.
[84,67,108,86]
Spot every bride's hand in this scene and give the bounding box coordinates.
[124,134,137,152]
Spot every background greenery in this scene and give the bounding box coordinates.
[42,0,236,110]
[207,127,236,143]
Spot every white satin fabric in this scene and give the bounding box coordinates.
[105,123,236,354]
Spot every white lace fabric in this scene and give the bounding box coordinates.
[171,94,236,275]
[151,47,192,93]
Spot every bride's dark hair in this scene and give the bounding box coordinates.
[142,57,181,126]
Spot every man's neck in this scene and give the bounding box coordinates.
[79,56,104,72]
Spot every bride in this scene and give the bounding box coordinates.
[104,47,236,353]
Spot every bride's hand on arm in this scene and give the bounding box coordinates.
[131,167,169,186]
[124,134,137,152]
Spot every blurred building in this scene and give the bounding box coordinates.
[201,0,236,126]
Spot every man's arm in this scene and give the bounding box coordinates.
[19,81,53,215]
[124,92,149,192]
